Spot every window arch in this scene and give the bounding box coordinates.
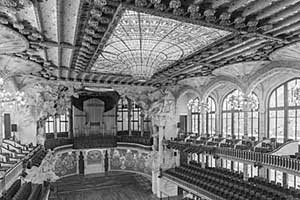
[117,97,142,135]
[188,97,201,134]
[205,96,216,136]
[117,97,129,132]
[268,78,300,142]
[222,90,259,139]
[45,112,69,138]
[222,90,245,139]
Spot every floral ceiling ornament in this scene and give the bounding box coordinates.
[150,0,161,4]
[169,0,181,9]
[188,4,200,19]
[154,3,166,11]
[33,84,78,119]
[0,76,26,107]
[0,0,32,11]
[135,0,148,7]
[94,0,107,7]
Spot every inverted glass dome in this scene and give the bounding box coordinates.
[93,9,230,80]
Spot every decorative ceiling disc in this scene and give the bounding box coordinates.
[269,42,300,61]
[212,61,270,78]
[0,55,42,76]
[0,24,29,54]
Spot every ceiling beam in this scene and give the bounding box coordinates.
[57,0,62,79]
[33,0,49,61]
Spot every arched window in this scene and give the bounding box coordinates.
[205,96,216,136]
[268,78,300,142]
[45,112,69,138]
[222,90,259,139]
[131,101,141,132]
[188,97,201,134]
[117,97,142,135]
[117,97,129,132]
[222,90,245,139]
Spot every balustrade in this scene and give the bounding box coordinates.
[167,140,300,174]
[44,135,153,150]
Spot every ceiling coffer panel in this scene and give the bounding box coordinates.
[92,9,230,79]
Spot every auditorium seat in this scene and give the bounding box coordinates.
[165,161,297,200]
[1,179,21,200]
[12,182,32,200]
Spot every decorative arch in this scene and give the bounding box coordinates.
[176,88,200,115]
[202,76,245,101]
[247,62,300,94]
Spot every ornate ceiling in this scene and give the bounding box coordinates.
[0,0,300,91]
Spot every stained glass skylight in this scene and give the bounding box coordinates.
[92,9,230,80]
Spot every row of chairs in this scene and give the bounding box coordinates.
[1,180,43,200]
[1,179,21,200]
[165,162,296,200]
[188,161,243,180]
[248,176,300,198]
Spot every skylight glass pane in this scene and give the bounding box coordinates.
[93,9,230,79]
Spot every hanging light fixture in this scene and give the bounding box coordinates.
[290,82,300,105]
[0,77,26,107]
[228,91,258,111]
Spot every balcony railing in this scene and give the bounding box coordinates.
[45,135,153,150]
[73,135,117,149]
[167,140,300,174]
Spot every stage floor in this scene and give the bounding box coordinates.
[49,172,157,200]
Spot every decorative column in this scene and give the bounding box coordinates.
[243,163,249,181]
[215,109,221,137]
[215,156,221,168]
[243,108,249,139]
[128,99,132,136]
[140,112,145,137]
[158,116,167,165]
[259,108,266,140]
[0,112,3,146]
[200,108,206,136]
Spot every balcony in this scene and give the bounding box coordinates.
[44,135,153,151]
[167,140,300,175]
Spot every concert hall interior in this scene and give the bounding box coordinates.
[1,0,300,199]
